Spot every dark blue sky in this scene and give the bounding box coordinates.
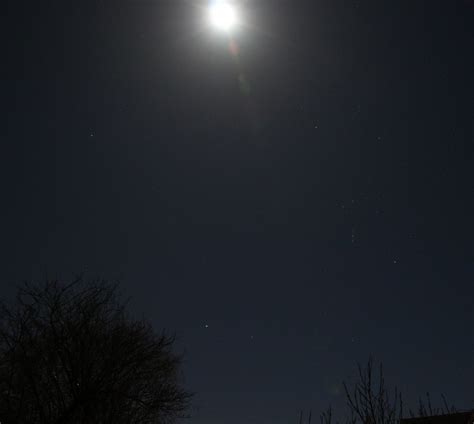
[2,0,473,423]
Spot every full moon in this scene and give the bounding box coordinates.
[209,1,237,32]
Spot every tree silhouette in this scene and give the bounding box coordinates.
[409,393,457,418]
[316,359,401,424]
[343,358,403,424]
[317,358,457,424]
[0,278,191,424]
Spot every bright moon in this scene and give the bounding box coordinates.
[209,2,237,32]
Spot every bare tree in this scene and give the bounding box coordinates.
[0,278,192,424]
[343,358,403,424]
[409,393,457,418]
[320,407,336,424]
[316,358,458,424]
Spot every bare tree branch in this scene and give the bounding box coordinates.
[0,278,192,424]
[343,358,403,424]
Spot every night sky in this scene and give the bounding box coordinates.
[2,0,473,422]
